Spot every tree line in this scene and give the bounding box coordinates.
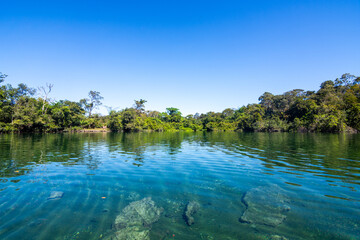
[0,72,359,133]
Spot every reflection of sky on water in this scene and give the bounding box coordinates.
[0,132,359,239]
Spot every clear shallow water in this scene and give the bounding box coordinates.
[0,132,359,240]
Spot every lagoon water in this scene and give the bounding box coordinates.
[0,132,359,240]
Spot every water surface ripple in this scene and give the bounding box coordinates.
[0,132,359,239]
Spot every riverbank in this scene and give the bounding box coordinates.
[73,128,111,133]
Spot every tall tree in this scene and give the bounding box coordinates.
[80,90,103,117]
[166,107,181,116]
[38,83,53,114]
[134,99,147,112]
[166,107,182,122]
[0,72,7,84]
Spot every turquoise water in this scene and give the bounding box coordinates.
[0,132,359,240]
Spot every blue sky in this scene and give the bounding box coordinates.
[1,0,359,115]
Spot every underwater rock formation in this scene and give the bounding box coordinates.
[109,197,163,240]
[126,192,140,201]
[270,235,288,240]
[47,191,64,200]
[240,184,290,227]
[184,201,200,226]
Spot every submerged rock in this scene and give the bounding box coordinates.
[28,218,47,227]
[126,192,141,201]
[270,235,288,240]
[184,201,200,226]
[108,197,163,240]
[115,197,163,229]
[240,184,290,227]
[47,191,64,200]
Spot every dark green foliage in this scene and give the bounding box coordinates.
[253,73,360,133]
[0,74,105,132]
[0,72,359,133]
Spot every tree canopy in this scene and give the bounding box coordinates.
[0,72,359,133]
[80,91,103,117]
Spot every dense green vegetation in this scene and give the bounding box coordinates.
[0,72,359,133]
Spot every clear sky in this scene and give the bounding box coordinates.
[1,0,359,115]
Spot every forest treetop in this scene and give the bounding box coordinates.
[0,72,359,133]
